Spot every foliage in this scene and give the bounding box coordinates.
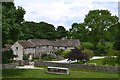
[56,26,67,39]
[67,47,89,62]
[41,53,56,61]
[102,50,119,66]
[2,49,14,64]
[2,2,25,46]
[82,49,94,59]
[113,23,120,50]
[61,50,71,58]
[54,49,64,56]
[23,54,29,60]
[68,23,88,42]
[102,56,117,66]
[84,10,118,50]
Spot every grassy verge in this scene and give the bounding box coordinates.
[2,68,118,78]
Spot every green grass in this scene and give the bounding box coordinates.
[2,68,118,78]
[87,59,103,66]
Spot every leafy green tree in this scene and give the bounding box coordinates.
[84,10,118,50]
[21,21,57,40]
[68,23,88,48]
[56,26,67,39]
[113,23,120,50]
[69,23,88,42]
[2,2,25,47]
[2,49,15,63]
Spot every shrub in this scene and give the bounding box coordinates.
[54,49,64,56]
[61,50,71,58]
[102,49,119,66]
[41,54,47,59]
[41,53,56,61]
[107,48,118,56]
[102,56,117,66]
[23,54,29,60]
[2,49,14,64]
[82,49,94,59]
[82,42,93,49]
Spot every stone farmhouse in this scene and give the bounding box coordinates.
[11,39,80,60]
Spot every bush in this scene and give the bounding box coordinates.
[113,41,120,50]
[82,42,93,49]
[94,46,108,56]
[102,49,119,66]
[54,49,64,56]
[23,54,29,60]
[41,53,56,61]
[107,48,118,56]
[102,56,117,66]
[61,50,71,58]
[2,49,14,64]
[41,54,47,59]
[82,49,94,59]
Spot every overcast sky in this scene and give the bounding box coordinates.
[14,0,119,29]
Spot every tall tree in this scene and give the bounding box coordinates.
[113,23,120,50]
[84,10,118,50]
[2,2,25,47]
[56,26,67,39]
[69,23,88,42]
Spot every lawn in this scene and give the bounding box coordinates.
[2,68,118,78]
[87,59,103,66]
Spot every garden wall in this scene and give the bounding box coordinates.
[2,63,17,69]
[34,61,119,72]
[2,61,119,73]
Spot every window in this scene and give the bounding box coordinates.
[16,47,18,50]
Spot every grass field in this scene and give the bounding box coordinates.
[2,68,118,78]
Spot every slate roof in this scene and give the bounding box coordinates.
[28,39,53,46]
[29,39,80,47]
[18,41,35,48]
[16,39,80,48]
[53,39,80,47]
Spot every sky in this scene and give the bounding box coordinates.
[14,0,119,30]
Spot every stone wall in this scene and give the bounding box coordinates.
[2,61,119,73]
[34,61,119,72]
[2,63,17,69]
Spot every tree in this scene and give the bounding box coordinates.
[21,21,57,40]
[69,23,88,42]
[84,10,118,50]
[68,23,88,48]
[56,26,67,39]
[67,47,89,62]
[2,2,26,47]
[2,49,15,64]
[113,23,120,50]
